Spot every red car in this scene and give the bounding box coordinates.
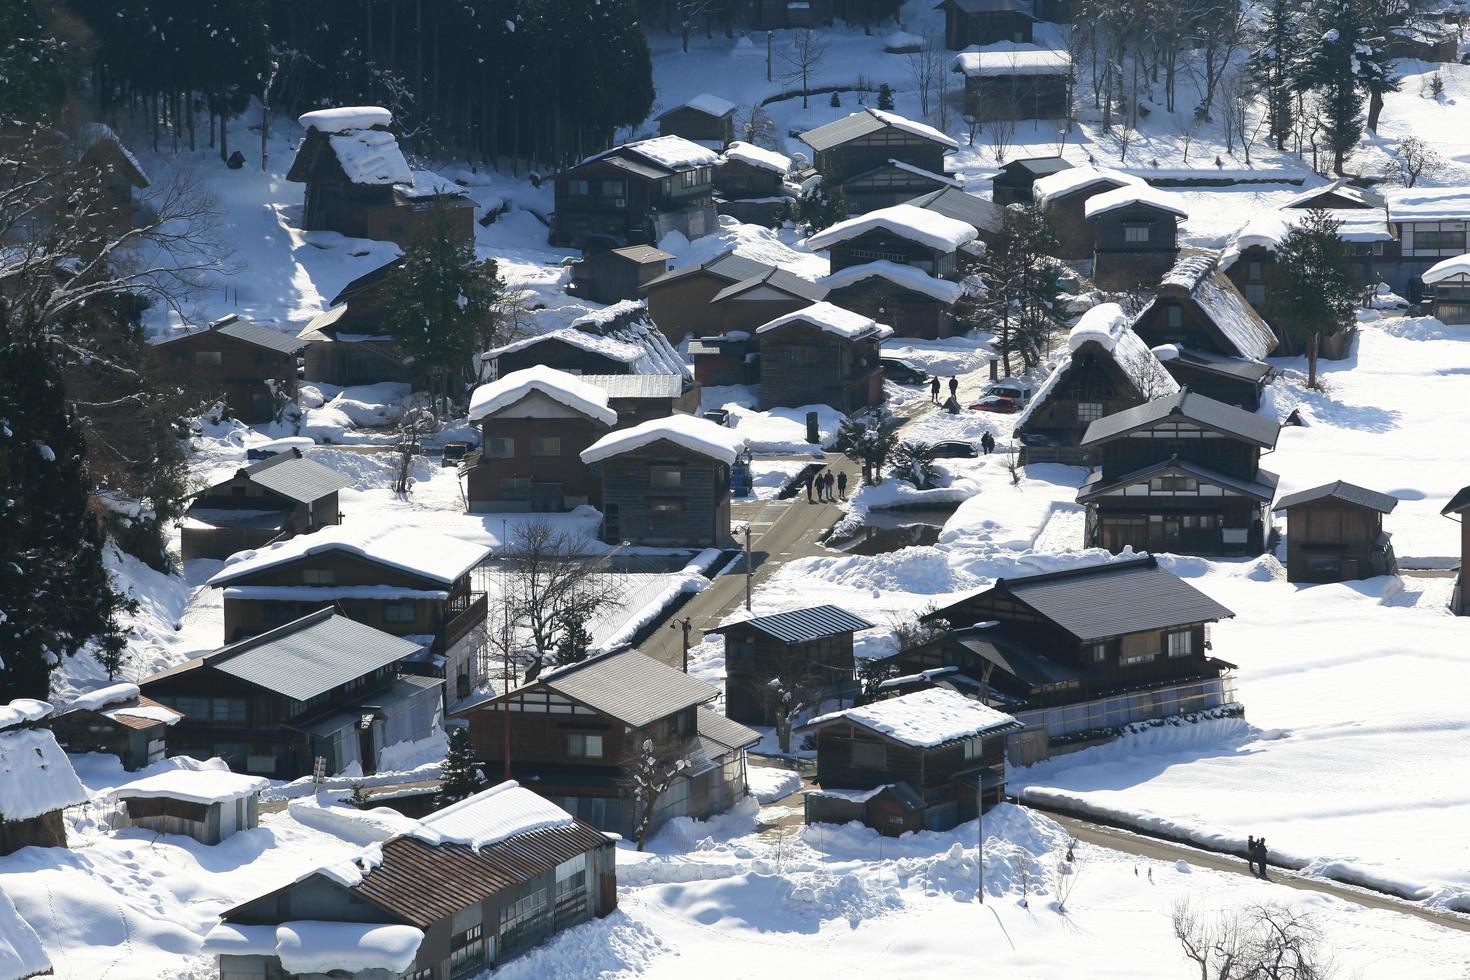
[969,395,1020,414]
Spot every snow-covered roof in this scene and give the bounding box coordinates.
[1032,166,1141,204]
[413,780,575,851]
[722,141,791,174]
[203,921,423,976]
[467,365,618,425]
[885,158,962,187]
[1154,254,1277,361]
[804,688,1019,748]
[209,524,489,587]
[1015,303,1178,430]
[665,93,737,118]
[1220,208,1394,269]
[755,301,888,340]
[327,128,412,186]
[867,109,959,150]
[75,121,149,186]
[60,683,184,728]
[0,886,49,980]
[1084,184,1188,221]
[0,699,52,731]
[800,108,958,153]
[65,682,142,714]
[1422,252,1470,284]
[589,135,720,172]
[298,106,394,133]
[482,327,643,365]
[582,413,746,466]
[394,169,469,199]
[805,204,977,253]
[0,724,88,821]
[1384,186,1470,223]
[952,43,1072,77]
[111,769,269,805]
[819,260,966,304]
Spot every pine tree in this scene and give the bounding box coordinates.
[1303,0,1366,175]
[437,726,483,806]
[1271,209,1358,388]
[877,83,895,110]
[554,611,594,666]
[971,205,1065,374]
[835,409,899,485]
[890,440,939,490]
[798,168,849,234]
[1248,0,1303,151]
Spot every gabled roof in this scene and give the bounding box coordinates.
[208,524,489,587]
[578,374,684,399]
[1275,481,1400,514]
[1150,345,1274,383]
[1032,165,1141,205]
[76,121,149,187]
[331,259,403,307]
[659,93,737,120]
[1078,457,1280,503]
[152,314,309,356]
[710,267,828,305]
[642,250,774,291]
[819,260,966,305]
[801,687,1021,747]
[1281,177,1385,211]
[582,136,720,175]
[755,301,890,341]
[482,327,643,365]
[575,308,694,380]
[800,108,958,154]
[999,156,1073,179]
[1080,389,1280,449]
[805,203,977,253]
[467,366,617,426]
[721,141,791,174]
[1423,253,1470,285]
[581,413,745,466]
[906,185,1005,234]
[1147,254,1279,361]
[952,44,1072,78]
[230,448,353,504]
[1084,184,1188,220]
[927,556,1235,642]
[1384,186,1470,223]
[1443,486,1470,516]
[708,604,875,643]
[845,159,960,190]
[148,610,424,702]
[536,650,719,728]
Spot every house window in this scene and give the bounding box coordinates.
[209,698,247,723]
[1166,304,1183,328]
[302,568,335,585]
[599,179,625,198]
[963,736,985,761]
[650,466,682,490]
[1372,241,1384,255]
[1150,475,1199,492]
[383,601,417,623]
[681,169,698,188]
[1246,261,1263,280]
[649,500,684,517]
[448,922,486,978]
[1166,630,1195,658]
[1244,283,1267,304]
[566,179,590,196]
[554,853,590,923]
[500,477,531,499]
[851,741,887,769]
[568,733,604,758]
[1119,632,1158,666]
[169,350,189,365]
[530,436,561,457]
[1076,401,1104,423]
[195,351,223,366]
[499,888,549,953]
[486,437,514,458]
[1089,642,1107,663]
[1124,224,1151,244]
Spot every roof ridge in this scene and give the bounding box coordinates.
[204,607,340,665]
[997,555,1157,589]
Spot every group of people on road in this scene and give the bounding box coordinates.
[805,468,847,503]
[928,375,959,407]
[1245,836,1270,879]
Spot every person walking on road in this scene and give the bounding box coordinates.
[804,469,815,503]
[980,430,995,455]
[1246,836,1258,876]
[837,471,849,500]
[929,376,941,404]
[824,472,835,501]
[1255,838,1269,879]
[948,376,958,400]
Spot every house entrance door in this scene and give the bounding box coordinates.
[1148,516,1182,550]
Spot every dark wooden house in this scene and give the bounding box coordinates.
[465,366,617,513]
[484,326,646,377]
[1275,481,1399,584]
[150,314,307,424]
[299,259,416,388]
[819,261,968,340]
[1077,389,1282,556]
[1444,485,1470,616]
[1422,253,1470,324]
[0,702,88,856]
[140,610,444,778]
[799,688,1022,834]
[707,267,829,336]
[75,122,150,235]
[1032,166,1140,259]
[1283,178,1385,212]
[205,782,616,978]
[642,250,775,341]
[568,245,672,305]
[110,769,267,845]
[991,155,1072,206]
[48,683,182,771]
[1085,187,1187,291]
[551,136,719,251]
[952,45,1073,122]
[581,414,742,547]
[755,302,889,412]
[937,0,1036,48]
[715,141,793,226]
[181,448,351,561]
[688,334,755,387]
[206,524,489,702]
[657,94,737,147]
[906,184,1006,244]
[287,107,474,248]
[707,605,876,726]
[799,109,958,213]
[1384,186,1470,300]
[452,650,759,836]
[1014,302,1179,466]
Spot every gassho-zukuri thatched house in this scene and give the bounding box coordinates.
[0,700,88,857]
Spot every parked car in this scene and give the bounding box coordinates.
[982,380,1032,405]
[970,395,1020,414]
[881,357,929,384]
[930,440,978,458]
[441,441,471,466]
[703,408,731,427]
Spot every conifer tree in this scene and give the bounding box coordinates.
[798,169,849,234]
[1303,0,1367,175]
[877,83,895,110]
[437,726,484,806]
[970,205,1065,374]
[1271,209,1358,388]
[1248,0,1304,152]
[554,612,594,667]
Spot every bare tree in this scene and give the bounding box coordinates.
[735,103,779,149]
[392,405,437,495]
[779,30,829,109]
[1107,118,1138,163]
[623,733,690,851]
[1180,113,1205,165]
[906,32,944,118]
[767,666,820,754]
[500,519,625,676]
[1173,900,1338,980]
[1382,135,1446,188]
[1053,848,1085,912]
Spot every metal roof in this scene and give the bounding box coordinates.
[1160,346,1274,383]
[642,250,773,290]
[1443,485,1470,515]
[1275,480,1400,514]
[1078,458,1280,504]
[906,186,1005,234]
[579,373,684,399]
[707,605,876,644]
[331,259,402,306]
[541,649,718,728]
[197,610,423,702]
[696,707,762,751]
[1000,156,1074,178]
[801,108,956,154]
[153,315,308,355]
[952,624,1083,688]
[965,557,1235,642]
[610,245,674,264]
[710,267,829,305]
[1080,389,1281,448]
[238,449,354,504]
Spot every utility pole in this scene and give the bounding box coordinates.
[501,518,512,783]
[767,32,773,83]
[669,616,693,672]
[743,522,753,611]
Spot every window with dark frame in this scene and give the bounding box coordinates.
[530,436,561,457]
[382,601,417,623]
[567,733,604,758]
[448,922,486,978]
[851,741,887,769]
[1124,224,1151,244]
[649,466,682,490]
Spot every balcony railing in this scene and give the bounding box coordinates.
[440,591,488,651]
[1013,675,1238,740]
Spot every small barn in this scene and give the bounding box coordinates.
[0,701,88,856]
[641,250,775,341]
[1444,486,1470,616]
[0,884,52,979]
[150,315,307,423]
[1422,253,1470,324]
[1014,302,1179,465]
[657,94,737,147]
[581,415,744,547]
[1275,482,1399,584]
[568,245,672,305]
[111,769,269,845]
[937,0,1037,49]
[706,605,875,726]
[298,259,415,388]
[715,141,793,226]
[1085,186,1187,290]
[991,155,1072,205]
[181,448,352,561]
[1032,166,1142,259]
[75,122,149,234]
[799,688,1022,834]
[818,261,969,340]
[49,683,182,771]
[806,203,979,280]
[755,302,890,412]
[688,334,754,387]
[952,44,1072,123]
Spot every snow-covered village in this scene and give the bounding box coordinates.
[3,0,1470,976]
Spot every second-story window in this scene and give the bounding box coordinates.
[1124,224,1151,244]
[568,733,604,758]
[195,351,223,366]
[650,466,682,489]
[851,741,887,769]
[486,437,515,458]
[567,179,590,196]
[1167,630,1195,658]
[383,601,416,623]
[531,437,562,457]
[302,569,335,586]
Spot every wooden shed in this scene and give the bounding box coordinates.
[754,302,889,412]
[715,141,793,227]
[799,109,957,214]
[181,448,351,561]
[707,605,875,726]
[48,683,182,771]
[991,155,1072,205]
[150,315,307,423]
[112,769,268,845]
[951,45,1072,123]
[1275,482,1399,584]
[937,0,1037,49]
[298,259,416,388]
[1085,187,1187,291]
[568,245,672,305]
[0,701,88,857]
[657,94,737,147]
[1032,166,1140,259]
[1422,253,1470,324]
